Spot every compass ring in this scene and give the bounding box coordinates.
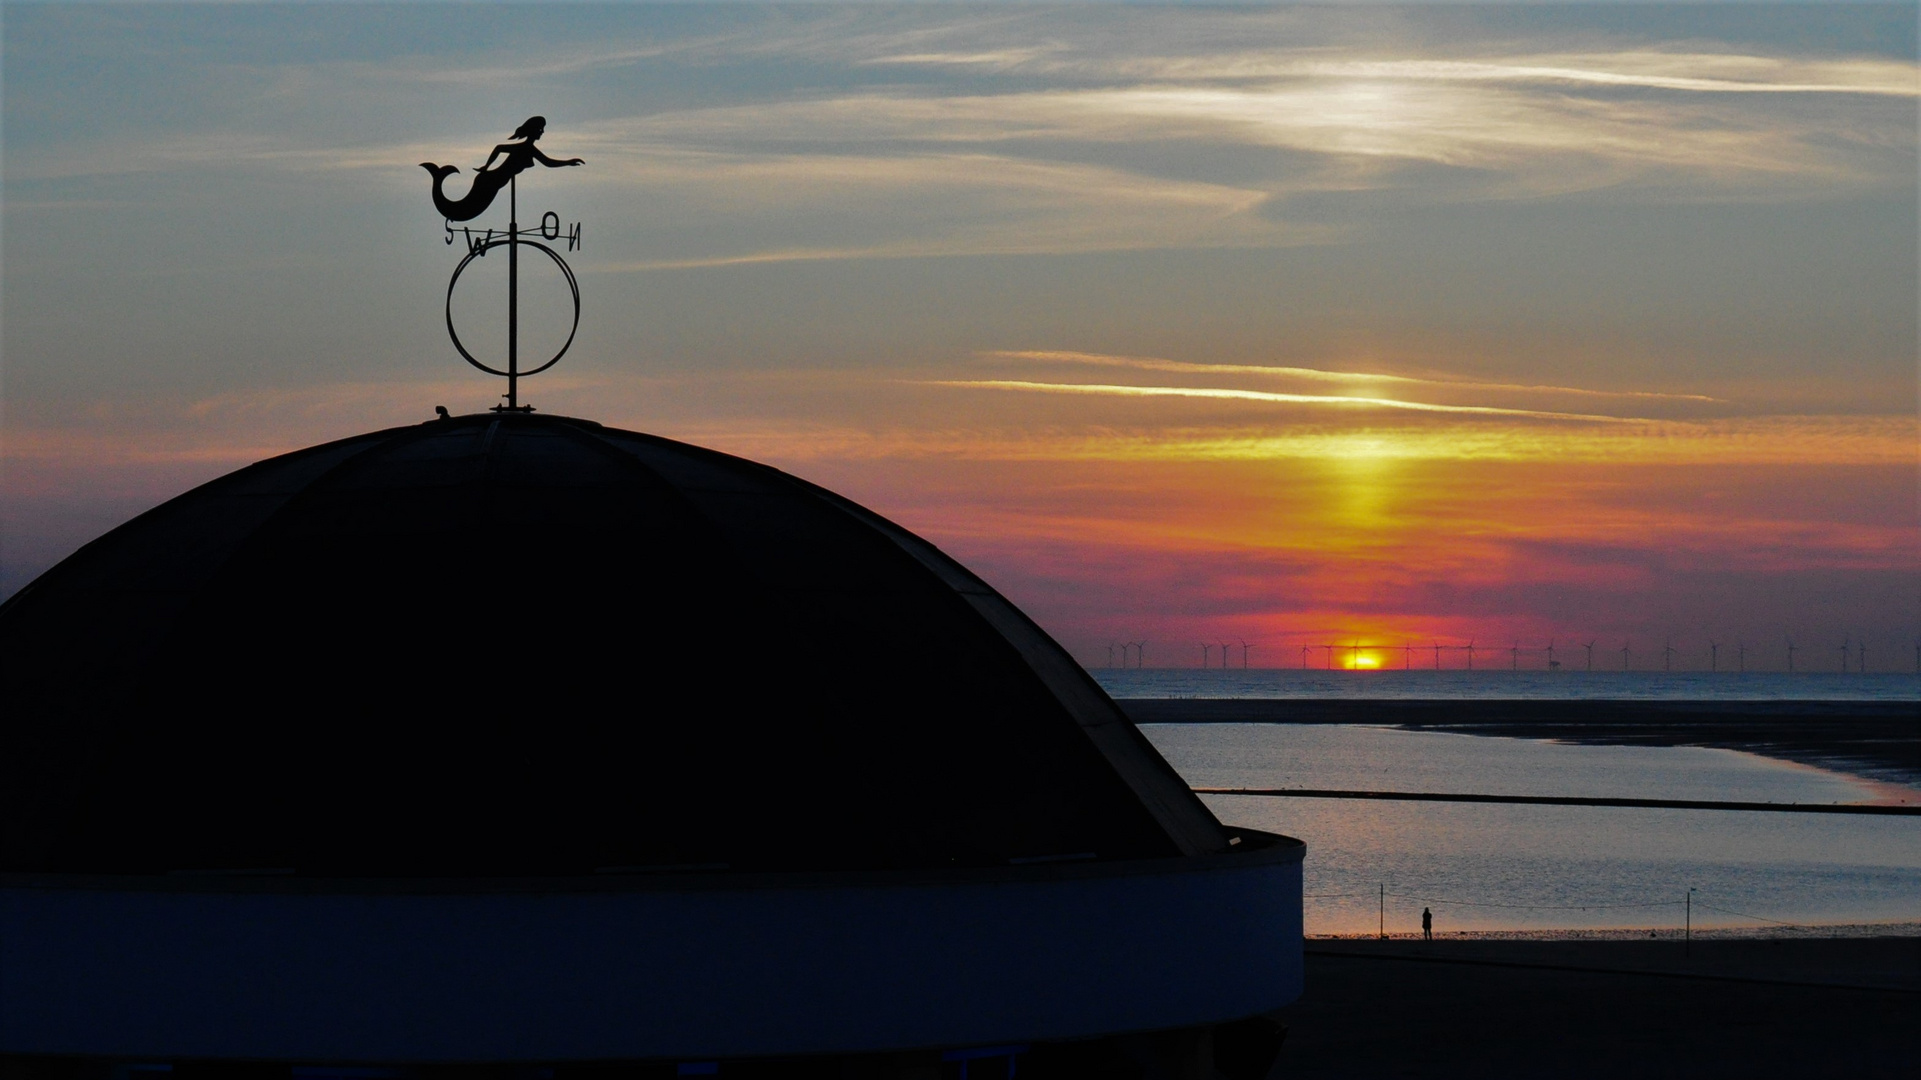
[444,236,581,380]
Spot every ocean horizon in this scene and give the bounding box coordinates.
[1092,669,1920,702]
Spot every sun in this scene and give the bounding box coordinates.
[1349,654,1381,670]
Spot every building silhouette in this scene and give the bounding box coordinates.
[0,412,1302,1078]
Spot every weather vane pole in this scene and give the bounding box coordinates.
[422,116,583,412]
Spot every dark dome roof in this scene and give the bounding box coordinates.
[0,413,1225,877]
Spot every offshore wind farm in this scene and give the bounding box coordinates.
[1095,667,1919,702]
[1100,637,1915,674]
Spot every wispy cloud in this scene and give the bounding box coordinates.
[927,379,1648,423]
[981,350,1723,403]
[578,78,1904,178]
[21,24,1910,197]
[579,150,1307,265]
[1282,54,1920,97]
[864,48,1058,71]
[888,48,1920,98]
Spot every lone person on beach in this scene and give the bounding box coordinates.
[1422,907,1433,941]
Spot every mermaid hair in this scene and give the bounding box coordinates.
[511,116,547,141]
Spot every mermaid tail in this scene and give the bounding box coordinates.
[421,162,510,222]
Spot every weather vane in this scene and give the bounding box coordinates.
[422,116,584,412]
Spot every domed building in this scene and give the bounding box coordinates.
[0,412,1302,1079]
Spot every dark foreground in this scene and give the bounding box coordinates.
[2,941,1912,1079]
[1120,699,1921,786]
[1276,938,1920,1079]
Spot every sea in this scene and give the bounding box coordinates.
[1091,670,1921,938]
[1092,668,1920,701]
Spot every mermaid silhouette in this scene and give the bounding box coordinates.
[421,116,583,222]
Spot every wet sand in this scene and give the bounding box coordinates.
[1274,937,1920,1078]
[1120,699,1921,786]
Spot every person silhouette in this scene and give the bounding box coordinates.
[1422,906,1433,941]
[422,116,584,222]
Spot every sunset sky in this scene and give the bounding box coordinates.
[4,3,1916,671]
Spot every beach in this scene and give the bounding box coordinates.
[1274,937,1919,1078]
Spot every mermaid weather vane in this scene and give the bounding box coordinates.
[422,116,584,412]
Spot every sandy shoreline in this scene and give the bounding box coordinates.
[1305,936,1920,990]
[1314,922,1921,942]
[1121,698,1921,786]
[1276,937,1919,1078]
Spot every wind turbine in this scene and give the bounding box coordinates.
[1662,639,1676,672]
[1107,643,1117,669]
[1464,640,1476,670]
[1736,640,1747,673]
[1433,642,1443,669]
[1707,640,1719,672]
[1201,643,1212,668]
[1138,641,1147,668]
[1402,643,1414,670]
[1321,643,1338,670]
[1510,641,1521,671]
[1858,639,1867,673]
[1240,640,1255,668]
[1221,642,1233,670]
[1300,643,1310,669]
[1784,635,1796,673]
[1620,640,1632,671]
[1837,636,1850,673]
[1546,639,1558,671]
[1583,640,1596,671]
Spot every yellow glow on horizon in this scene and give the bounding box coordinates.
[1349,653,1382,669]
[1318,444,1401,533]
[686,415,1918,468]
